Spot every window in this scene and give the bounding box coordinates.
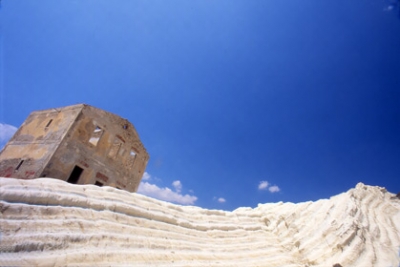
[130,149,137,158]
[45,119,53,128]
[89,126,103,146]
[127,148,137,167]
[15,160,24,171]
[108,137,124,159]
[95,172,109,182]
[67,166,84,184]
[95,181,104,187]
[118,147,126,157]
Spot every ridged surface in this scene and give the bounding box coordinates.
[0,177,399,267]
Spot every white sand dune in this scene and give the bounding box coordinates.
[0,177,399,267]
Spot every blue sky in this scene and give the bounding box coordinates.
[0,1,399,210]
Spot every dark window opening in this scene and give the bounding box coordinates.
[45,119,53,128]
[15,160,24,171]
[67,166,84,184]
[89,126,103,146]
[95,181,104,187]
[123,124,128,130]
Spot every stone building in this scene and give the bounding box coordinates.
[0,104,149,192]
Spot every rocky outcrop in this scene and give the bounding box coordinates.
[0,177,399,266]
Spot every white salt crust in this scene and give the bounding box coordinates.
[0,178,399,266]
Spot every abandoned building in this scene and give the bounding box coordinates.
[0,104,149,192]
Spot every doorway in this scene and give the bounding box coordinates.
[67,166,84,184]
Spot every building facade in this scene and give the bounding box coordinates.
[0,104,149,192]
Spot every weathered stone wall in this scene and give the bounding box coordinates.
[0,106,80,179]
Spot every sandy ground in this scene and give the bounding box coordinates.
[0,177,399,267]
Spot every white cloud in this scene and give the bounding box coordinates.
[0,123,17,143]
[142,172,151,181]
[384,5,395,11]
[138,180,197,205]
[258,181,269,190]
[258,180,281,193]
[268,185,280,193]
[172,180,182,193]
[217,197,226,203]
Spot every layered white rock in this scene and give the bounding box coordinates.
[0,177,399,267]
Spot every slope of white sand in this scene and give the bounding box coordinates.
[0,177,399,267]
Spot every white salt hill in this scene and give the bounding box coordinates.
[0,177,399,266]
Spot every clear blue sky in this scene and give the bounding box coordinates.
[0,0,399,210]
